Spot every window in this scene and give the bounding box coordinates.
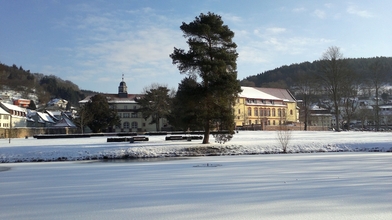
[123,113,130,118]
[260,108,263,116]
[254,108,258,116]
[124,105,128,109]
[248,108,252,116]
[268,109,271,116]
[248,120,252,125]
[255,120,258,124]
[272,108,276,117]
[273,120,275,125]
[123,122,130,129]
[3,115,9,120]
[238,109,241,114]
[117,113,122,118]
[131,122,138,129]
[290,109,293,115]
[278,109,281,117]
[131,113,137,118]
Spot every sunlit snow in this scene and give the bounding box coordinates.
[0,131,391,219]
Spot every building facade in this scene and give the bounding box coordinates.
[234,87,299,130]
[79,78,166,133]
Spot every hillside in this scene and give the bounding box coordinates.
[0,63,95,107]
[240,57,392,90]
[2,57,392,108]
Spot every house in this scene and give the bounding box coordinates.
[27,109,76,128]
[308,104,332,130]
[0,102,27,127]
[0,106,10,130]
[379,105,392,126]
[79,77,165,132]
[13,99,31,108]
[233,87,299,130]
[47,98,68,110]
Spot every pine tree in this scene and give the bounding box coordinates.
[84,94,120,133]
[170,12,242,143]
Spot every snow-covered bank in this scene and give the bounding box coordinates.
[1,131,391,163]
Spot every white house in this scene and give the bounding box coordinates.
[0,102,27,128]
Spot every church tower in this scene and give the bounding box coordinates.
[118,74,128,98]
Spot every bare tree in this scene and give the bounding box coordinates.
[356,107,374,130]
[75,105,93,134]
[294,71,317,130]
[368,61,387,131]
[276,126,292,153]
[317,46,351,131]
[340,72,360,130]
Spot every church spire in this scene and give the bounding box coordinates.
[118,74,128,98]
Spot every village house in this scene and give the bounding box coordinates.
[0,102,27,128]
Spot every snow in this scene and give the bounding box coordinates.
[239,87,280,100]
[0,131,391,219]
[1,131,391,162]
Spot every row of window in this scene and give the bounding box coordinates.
[246,120,285,126]
[1,123,9,127]
[245,99,274,105]
[238,108,293,117]
[238,98,281,105]
[122,121,138,129]
[1,115,10,120]
[118,122,147,129]
[118,112,140,118]
[122,105,138,110]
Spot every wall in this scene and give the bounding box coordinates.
[0,127,79,139]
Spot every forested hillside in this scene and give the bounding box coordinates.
[2,57,391,107]
[0,63,93,106]
[240,57,392,89]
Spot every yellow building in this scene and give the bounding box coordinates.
[234,87,299,130]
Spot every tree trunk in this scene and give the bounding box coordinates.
[202,121,210,144]
[155,116,160,131]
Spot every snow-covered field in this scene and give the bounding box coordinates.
[1,131,391,162]
[0,131,391,219]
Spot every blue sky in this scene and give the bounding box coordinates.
[1,0,391,93]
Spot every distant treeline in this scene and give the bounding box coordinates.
[240,57,392,89]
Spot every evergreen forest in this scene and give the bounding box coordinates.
[240,57,392,91]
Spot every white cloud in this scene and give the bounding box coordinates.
[266,27,286,34]
[221,13,242,23]
[292,7,306,13]
[347,5,373,18]
[312,9,326,19]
